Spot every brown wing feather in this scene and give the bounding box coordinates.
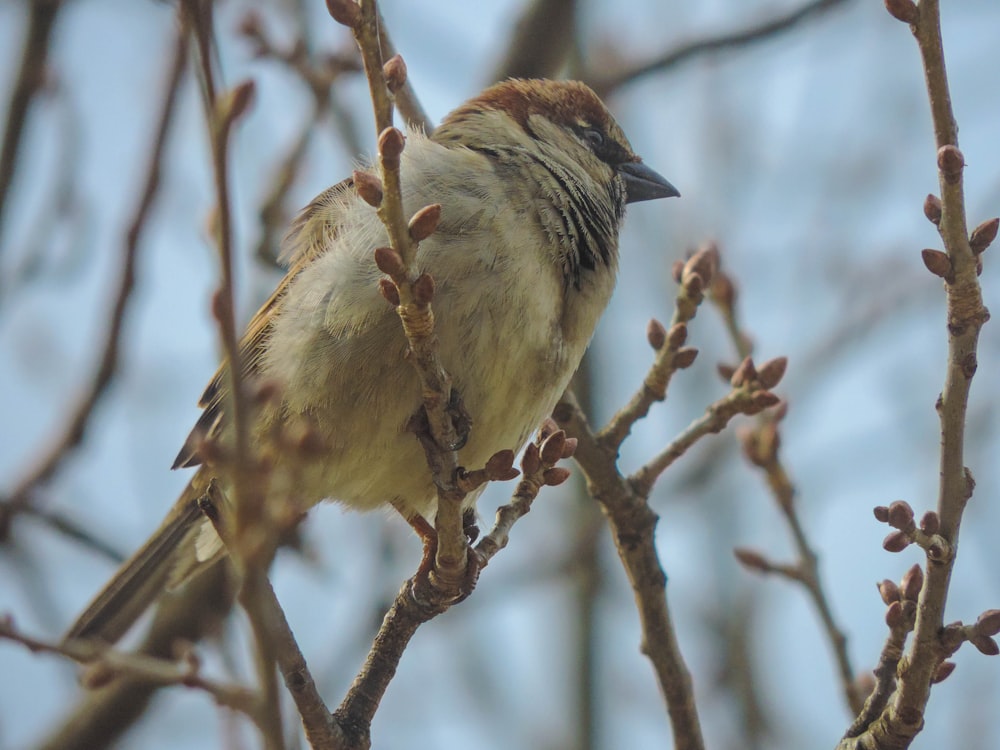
[172,178,354,469]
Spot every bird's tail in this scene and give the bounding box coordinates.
[64,470,217,644]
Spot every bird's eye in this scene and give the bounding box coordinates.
[582,128,604,149]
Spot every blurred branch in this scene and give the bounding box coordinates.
[491,0,577,81]
[39,565,234,750]
[0,18,188,526]
[0,0,63,251]
[710,259,862,716]
[591,0,854,95]
[184,0,286,746]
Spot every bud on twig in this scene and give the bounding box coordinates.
[878,579,900,605]
[756,357,788,389]
[883,530,911,553]
[734,547,771,573]
[919,511,940,535]
[932,661,956,683]
[673,347,699,369]
[900,564,923,601]
[353,170,384,207]
[646,319,667,350]
[543,467,572,486]
[730,356,757,388]
[383,54,407,93]
[970,634,1000,656]
[413,273,435,305]
[326,0,361,27]
[379,278,400,306]
[923,194,942,225]
[970,218,999,255]
[887,500,915,530]
[884,0,918,23]
[885,600,905,629]
[975,609,1000,637]
[921,249,952,280]
[374,246,405,277]
[937,145,965,184]
[408,204,442,242]
[378,127,406,168]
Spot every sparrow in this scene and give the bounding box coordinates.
[66,78,678,643]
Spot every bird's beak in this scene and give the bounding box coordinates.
[619,161,680,204]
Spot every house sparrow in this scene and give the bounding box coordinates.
[66,78,678,643]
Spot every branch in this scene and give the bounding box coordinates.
[711,259,862,716]
[591,0,853,95]
[839,0,995,745]
[0,0,63,249]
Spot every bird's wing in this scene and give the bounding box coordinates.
[172,178,353,469]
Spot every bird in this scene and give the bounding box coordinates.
[65,78,679,644]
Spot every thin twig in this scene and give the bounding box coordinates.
[591,0,853,95]
[0,0,63,250]
[711,261,862,715]
[184,2,285,748]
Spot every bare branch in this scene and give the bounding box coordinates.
[0,0,63,249]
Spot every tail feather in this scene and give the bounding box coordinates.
[64,473,211,644]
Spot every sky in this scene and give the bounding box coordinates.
[2,1,1000,749]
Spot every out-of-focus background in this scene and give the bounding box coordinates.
[1,1,999,748]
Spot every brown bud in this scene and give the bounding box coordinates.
[923,194,942,225]
[486,450,519,481]
[919,511,940,535]
[887,500,915,530]
[900,564,924,601]
[921,249,952,279]
[211,289,234,329]
[539,430,567,465]
[81,663,118,690]
[383,54,407,93]
[225,79,256,124]
[671,259,684,284]
[976,609,1000,637]
[646,319,667,350]
[237,11,264,39]
[873,505,890,523]
[683,272,703,297]
[749,391,780,412]
[734,547,770,573]
[326,0,361,27]
[408,204,441,242]
[413,273,435,305]
[521,441,541,476]
[379,278,400,306]
[932,661,957,684]
[561,437,578,459]
[730,356,757,388]
[937,145,965,184]
[666,322,687,350]
[878,579,901,605]
[717,363,736,382]
[970,634,1000,656]
[970,217,999,255]
[374,246,404,277]
[883,530,911,553]
[757,357,788,389]
[538,417,558,441]
[885,600,905,629]
[685,244,718,287]
[884,0,918,23]
[378,127,406,166]
[353,170,384,207]
[673,347,699,369]
[711,272,736,310]
[543,467,572,486]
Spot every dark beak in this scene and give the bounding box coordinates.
[619,161,680,204]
